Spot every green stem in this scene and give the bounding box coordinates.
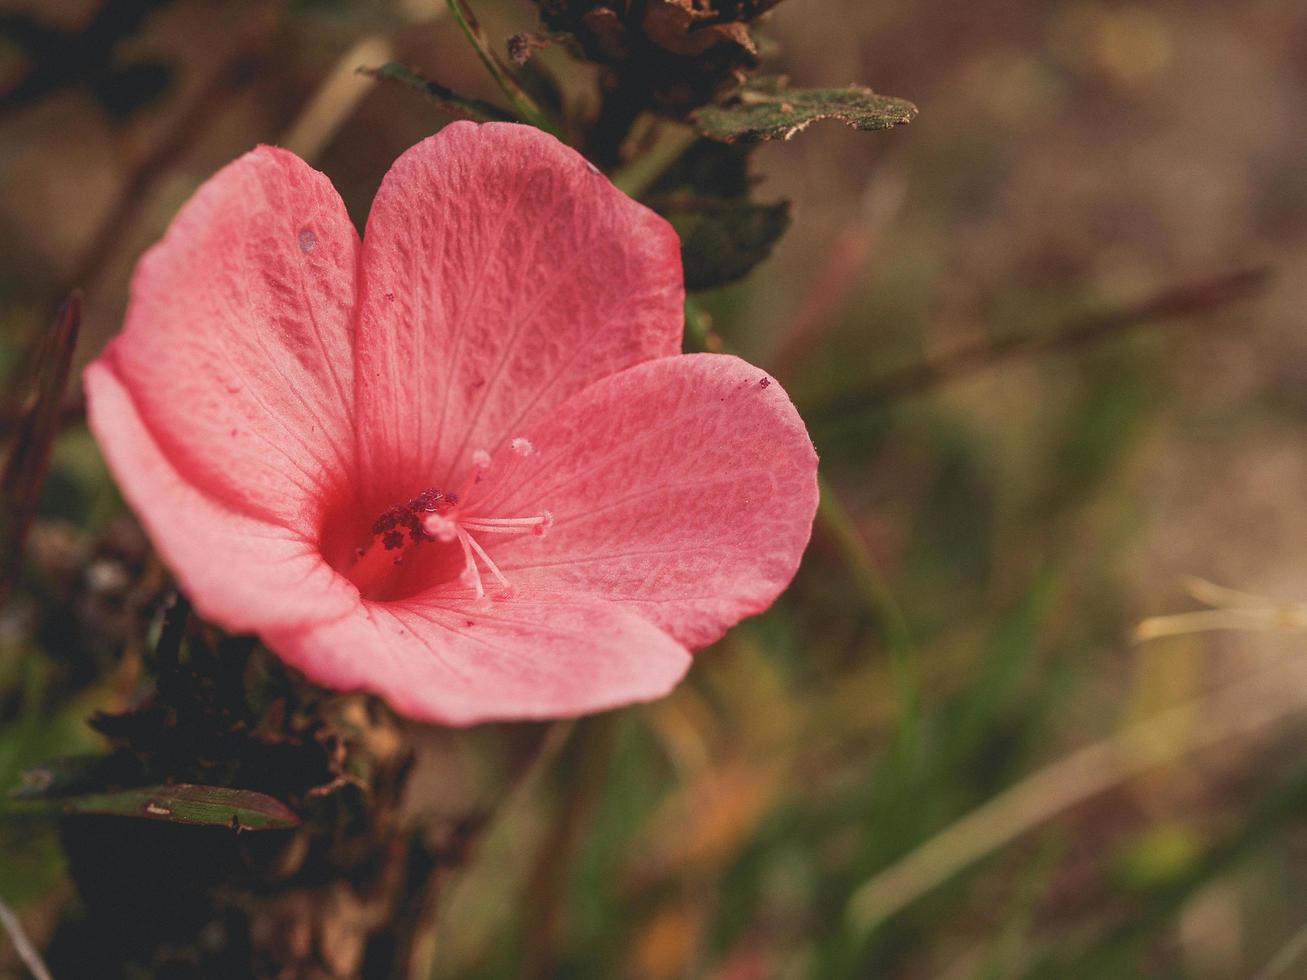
[684,298,919,742]
[445,0,558,136]
[816,473,920,764]
[612,125,697,199]
[682,296,718,352]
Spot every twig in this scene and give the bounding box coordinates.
[843,651,1307,939]
[519,715,616,980]
[413,720,575,977]
[444,0,557,135]
[0,895,54,980]
[280,36,394,161]
[10,5,270,420]
[816,474,912,654]
[1253,917,1307,980]
[68,18,270,295]
[1,292,81,604]
[0,398,83,434]
[0,0,169,123]
[809,267,1272,421]
[611,124,697,198]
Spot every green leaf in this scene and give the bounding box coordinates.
[694,76,918,143]
[661,197,791,290]
[4,783,300,831]
[363,62,516,124]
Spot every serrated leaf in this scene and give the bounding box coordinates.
[4,783,300,831]
[660,197,791,290]
[363,62,516,124]
[694,77,918,143]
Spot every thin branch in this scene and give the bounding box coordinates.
[69,34,268,294]
[280,35,394,161]
[412,720,575,978]
[0,896,54,980]
[1253,917,1307,980]
[7,5,271,428]
[769,166,907,379]
[815,473,922,764]
[444,0,557,135]
[809,267,1272,421]
[611,124,697,199]
[1,292,81,604]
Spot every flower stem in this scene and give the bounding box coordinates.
[445,0,559,136]
[815,473,921,766]
[683,298,920,752]
[612,124,697,198]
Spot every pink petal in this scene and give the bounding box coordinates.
[352,122,684,512]
[84,359,358,633]
[102,145,360,530]
[465,354,820,648]
[264,593,692,725]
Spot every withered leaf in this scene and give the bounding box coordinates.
[664,197,792,291]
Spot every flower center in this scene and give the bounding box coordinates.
[344,441,551,602]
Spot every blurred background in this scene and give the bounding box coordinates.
[3,0,1307,977]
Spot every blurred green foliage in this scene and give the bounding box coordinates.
[3,0,1307,978]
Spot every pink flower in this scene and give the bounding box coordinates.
[85,122,818,725]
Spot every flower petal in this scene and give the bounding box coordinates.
[263,593,692,725]
[467,354,820,648]
[84,359,358,633]
[352,121,684,510]
[101,145,360,530]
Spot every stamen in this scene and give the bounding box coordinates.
[460,512,552,534]
[454,528,484,600]
[464,533,510,590]
[454,449,493,503]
